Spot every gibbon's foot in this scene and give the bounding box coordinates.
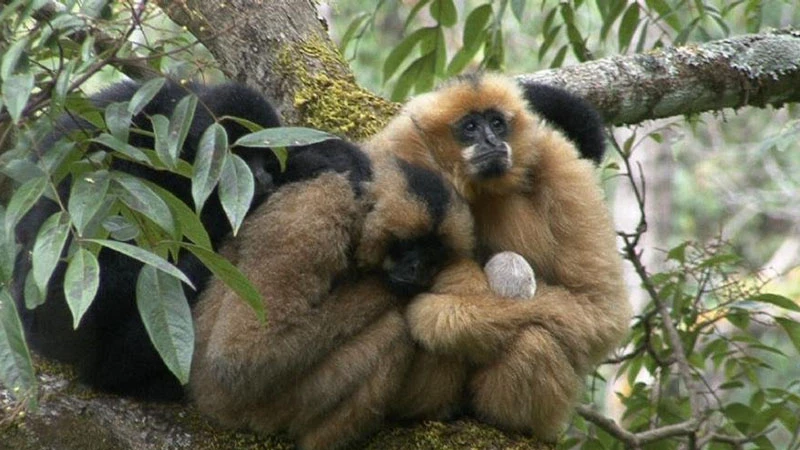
[483,251,536,300]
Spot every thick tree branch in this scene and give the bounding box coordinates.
[519,29,800,125]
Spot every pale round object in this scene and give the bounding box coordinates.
[483,251,536,300]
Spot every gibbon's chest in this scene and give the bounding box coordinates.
[472,191,557,282]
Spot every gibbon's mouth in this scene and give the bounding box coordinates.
[470,151,511,178]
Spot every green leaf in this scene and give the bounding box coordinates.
[600,0,626,40]
[104,102,132,143]
[113,172,176,237]
[1,37,28,80]
[618,3,640,51]
[0,288,37,406]
[551,44,568,68]
[391,56,429,101]
[776,317,800,354]
[383,27,434,82]
[462,4,492,50]
[751,293,800,312]
[4,175,47,237]
[645,0,682,31]
[68,170,111,236]
[128,78,166,115]
[666,242,689,263]
[338,12,371,53]
[169,94,198,161]
[510,0,526,22]
[403,0,433,30]
[54,60,76,103]
[151,114,175,169]
[31,212,70,295]
[136,265,194,384]
[0,207,15,281]
[93,133,150,164]
[447,41,483,76]
[148,184,211,249]
[192,123,228,213]
[219,154,254,236]
[101,215,139,242]
[430,0,457,27]
[85,239,194,289]
[63,248,99,329]
[2,72,34,123]
[233,127,338,148]
[23,271,44,310]
[183,243,264,322]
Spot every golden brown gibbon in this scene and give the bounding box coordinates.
[368,73,632,441]
[189,151,474,450]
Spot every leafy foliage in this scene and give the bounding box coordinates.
[0,2,332,405]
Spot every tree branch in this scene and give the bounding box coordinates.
[518,29,800,125]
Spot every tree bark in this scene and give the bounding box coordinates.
[520,29,800,125]
[0,363,552,450]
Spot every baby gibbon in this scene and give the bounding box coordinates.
[368,73,631,441]
[190,151,475,450]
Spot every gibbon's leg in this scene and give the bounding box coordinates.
[293,310,414,450]
[389,351,467,421]
[469,324,581,443]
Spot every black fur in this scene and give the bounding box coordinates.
[397,159,450,226]
[520,82,606,164]
[13,80,287,400]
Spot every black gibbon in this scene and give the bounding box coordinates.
[367,73,631,441]
[12,80,286,400]
[190,150,475,450]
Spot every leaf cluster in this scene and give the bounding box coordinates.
[0,1,335,409]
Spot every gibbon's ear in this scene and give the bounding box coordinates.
[517,82,606,164]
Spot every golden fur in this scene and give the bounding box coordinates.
[190,153,474,450]
[369,73,632,441]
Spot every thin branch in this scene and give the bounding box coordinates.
[577,404,699,449]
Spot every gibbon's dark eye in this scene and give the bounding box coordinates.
[486,113,508,138]
[462,120,478,133]
[490,117,506,133]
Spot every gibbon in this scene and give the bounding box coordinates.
[190,150,475,450]
[12,80,286,400]
[368,73,631,441]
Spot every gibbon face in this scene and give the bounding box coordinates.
[358,155,474,297]
[394,73,572,197]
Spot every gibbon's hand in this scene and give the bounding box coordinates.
[483,251,536,300]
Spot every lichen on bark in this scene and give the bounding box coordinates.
[276,37,399,141]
